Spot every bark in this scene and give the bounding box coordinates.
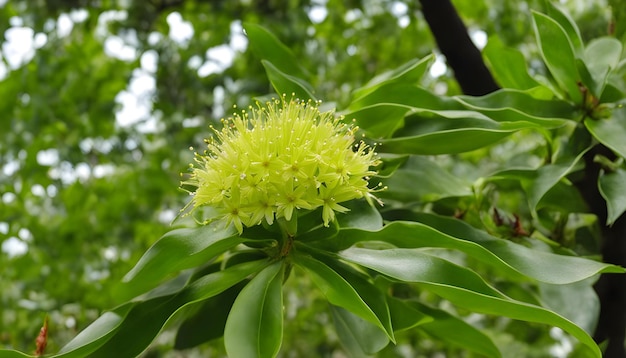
[576,145,626,358]
[419,0,499,95]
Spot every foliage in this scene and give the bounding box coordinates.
[1,0,625,357]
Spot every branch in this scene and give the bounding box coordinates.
[419,0,499,95]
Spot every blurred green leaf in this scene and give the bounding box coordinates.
[545,1,584,55]
[244,23,308,79]
[224,261,284,358]
[585,106,626,159]
[598,168,626,225]
[492,123,591,210]
[0,351,34,358]
[532,11,583,103]
[262,60,316,101]
[584,38,623,96]
[484,37,540,90]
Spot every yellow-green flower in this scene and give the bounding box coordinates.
[182,96,381,234]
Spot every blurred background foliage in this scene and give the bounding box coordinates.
[0,0,619,356]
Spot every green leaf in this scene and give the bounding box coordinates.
[294,253,392,339]
[174,281,247,349]
[532,11,582,103]
[352,55,434,101]
[379,156,472,202]
[341,248,507,297]
[84,295,183,358]
[315,216,623,284]
[386,296,432,332]
[224,262,284,358]
[58,260,268,358]
[410,301,502,358]
[483,36,540,90]
[346,103,411,138]
[380,110,518,155]
[585,106,626,159]
[0,351,35,358]
[409,213,624,281]
[539,277,599,334]
[598,168,626,225]
[340,248,601,357]
[120,222,242,299]
[492,124,590,210]
[56,309,130,357]
[317,254,395,340]
[537,179,588,213]
[330,305,390,356]
[545,1,584,55]
[244,23,307,79]
[499,164,580,210]
[348,83,461,112]
[262,60,316,101]
[455,89,575,127]
[335,199,384,231]
[584,38,623,96]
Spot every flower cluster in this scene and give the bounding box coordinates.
[182,97,381,234]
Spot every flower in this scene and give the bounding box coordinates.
[182,96,381,234]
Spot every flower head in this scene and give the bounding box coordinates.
[182,96,381,234]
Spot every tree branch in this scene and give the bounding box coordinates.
[419,0,499,95]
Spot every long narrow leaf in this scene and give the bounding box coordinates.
[598,168,626,225]
[313,217,623,284]
[262,60,316,101]
[584,106,626,160]
[224,262,284,358]
[244,23,308,79]
[340,248,601,357]
[57,260,268,358]
[409,300,502,358]
[121,222,241,298]
[295,253,392,340]
[483,37,540,90]
[314,253,395,340]
[330,305,390,355]
[532,11,582,103]
[352,55,434,101]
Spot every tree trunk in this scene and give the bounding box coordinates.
[418,0,499,95]
[577,145,626,358]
